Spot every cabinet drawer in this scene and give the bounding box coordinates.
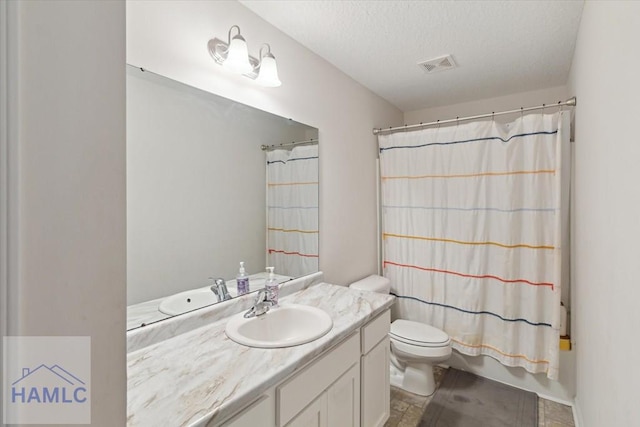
[277,332,360,426]
[361,310,390,354]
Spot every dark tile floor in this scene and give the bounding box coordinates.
[384,366,575,427]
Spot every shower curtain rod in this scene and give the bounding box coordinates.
[372,97,576,135]
[261,138,318,151]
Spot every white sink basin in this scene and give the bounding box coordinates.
[158,288,220,315]
[225,304,333,348]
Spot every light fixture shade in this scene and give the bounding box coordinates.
[255,53,282,87]
[224,35,253,75]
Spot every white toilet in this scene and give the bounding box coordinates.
[350,275,452,396]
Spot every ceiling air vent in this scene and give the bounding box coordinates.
[418,55,456,74]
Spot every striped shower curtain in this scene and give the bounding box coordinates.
[266,145,319,277]
[379,112,568,379]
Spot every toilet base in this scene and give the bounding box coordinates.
[390,361,436,396]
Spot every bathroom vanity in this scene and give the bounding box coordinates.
[127,280,394,427]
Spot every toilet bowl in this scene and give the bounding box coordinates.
[350,275,452,396]
[389,319,451,395]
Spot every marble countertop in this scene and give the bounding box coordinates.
[126,282,395,427]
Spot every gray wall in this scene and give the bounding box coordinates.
[4,1,126,425]
[568,2,640,425]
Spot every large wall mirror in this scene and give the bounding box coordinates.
[126,65,319,330]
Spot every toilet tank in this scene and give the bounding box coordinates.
[349,275,391,294]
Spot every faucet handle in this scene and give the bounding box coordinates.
[254,289,269,303]
[209,277,231,301]
[244,289,272,318]
[208,277,220,295]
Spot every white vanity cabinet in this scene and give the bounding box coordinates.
[213,309,391,427]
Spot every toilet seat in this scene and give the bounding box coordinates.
[391,338,452,360]
[390,319,450,347]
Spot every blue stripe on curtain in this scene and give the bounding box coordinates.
[383,205,557,213]
[267,155,319,165]
[379,130,558,152]
[391,293,553,327]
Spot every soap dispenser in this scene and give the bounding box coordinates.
[236,262,250,295]
[265,266,279,306]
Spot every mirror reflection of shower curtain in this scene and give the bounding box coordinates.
[266,145,319,277]
[379,112,569,380]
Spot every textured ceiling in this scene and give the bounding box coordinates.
[240,0,584,112]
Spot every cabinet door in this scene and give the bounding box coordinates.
[277,332,360,426]
[361,336,390,427]
[327,363,360,427]
[286,393,327,427]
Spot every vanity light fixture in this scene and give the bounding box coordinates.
[208,25,281,87]
[255,44,282,87]
[222,25,253,74]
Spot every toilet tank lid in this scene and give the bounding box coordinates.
[349,275,391,293]
[390,319,449,344]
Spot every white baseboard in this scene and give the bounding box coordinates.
[573,396,584,427]
[535,391,575,408]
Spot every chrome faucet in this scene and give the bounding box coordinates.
[209,277,232,302]
[244,289,273,318]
